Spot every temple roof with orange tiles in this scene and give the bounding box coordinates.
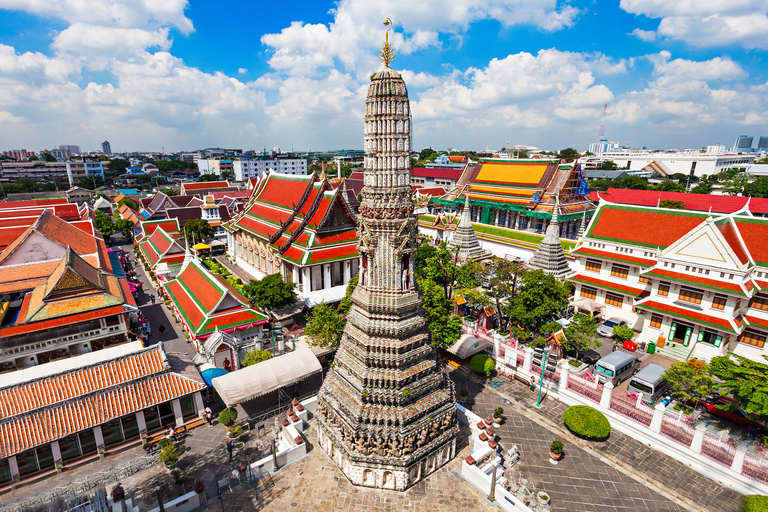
[226,172,359,267]
[0,343,205,458]
[162,258,267,339]
[432,159,594,221]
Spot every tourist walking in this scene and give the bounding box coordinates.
[529,376,536,392]
[151,294,156,305]
[168,427,176,442]
[205,407,213,427]
[158,324,166,337]
[226,440,234,462]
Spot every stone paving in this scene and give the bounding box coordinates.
[451,365,742,512]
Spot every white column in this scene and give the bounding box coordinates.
[600,381,613,409]
[8,456,19,481]
[343,261,351,284]
[492,335,500,359]
[523,347,533,372]
[172,399,184,427]
[51,440,62,463]
[650,403,665,434]
[323,264,331,289]
[293,266,300,286]
[731,444,747,473]
[194,392,205,418]
[691,423,707,454]
[136,410,147,433]
[93,425,105,448]
[558,361,570,394]
[302,267,311,294]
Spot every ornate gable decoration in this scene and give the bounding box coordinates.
[661,216,748,271]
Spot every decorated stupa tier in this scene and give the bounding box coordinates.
[316,21,459,492]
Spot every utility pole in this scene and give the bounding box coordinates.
[536,346,549,408]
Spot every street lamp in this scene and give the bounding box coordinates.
[536,346,549,408]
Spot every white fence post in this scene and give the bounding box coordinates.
[650,403,665,434]
[691,423,707,454]
[731,444,747,474]
[523,347,533,373]
[600,381,613,409]
[558,361,570,394]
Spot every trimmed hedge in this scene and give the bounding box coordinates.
[218,407,238,427]
[469,354,495,376]
[740,495,768,512]
[563,405,611,440]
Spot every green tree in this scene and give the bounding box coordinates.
[661,359,715,403]
[29,154,39,161]
[506,269,569,333]
[558,148,579,162]
[471,258,524,333]
[338,273,358,314]
[118,196,140,210]
[589,178,614,192]
[669,173,696,184]
[42,152,56,162]
[517,150,529,158]
[709,354,768,423]
[654,180,686,192]
[242,273,297,311]
[221,170,235,180]
[183,218,214,242]
[564,313,601,361]
[723,177,749,196]
[419,148,437,161]
[242,349,273,367]
[94,212,115,238]
[305,302,346,350]
[115,218,134,240]
[421,241,460,298]
[419,278,463,349]
[659,199,687,209]
[743,177,768,198]
[414,240,437,280]
[107,158,130,174]
[612,325,634,341]
[690,182,713,194]
[597,160,619,170]
[612,176,649,190]
[198,173,222,182]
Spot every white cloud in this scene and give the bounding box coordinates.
[52,24,172,68]
[620,0,768,49]
[238,68,247,74]
[646,51,747,83]
[0,0,194,33]
[629,28,656,41]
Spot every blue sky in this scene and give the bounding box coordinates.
[0,0,766,153]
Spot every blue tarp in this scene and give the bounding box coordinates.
[108,252,125,279]
[117,188,140,195]
[201,368,228,387]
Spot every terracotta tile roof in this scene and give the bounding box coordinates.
[717,220,750,264]
[570,246,655,268]
[636,300,739,333]
[570,274,649,297]
[306,244,359,265]
[745,315,768,332]
[0,304,126,337]
[211,190,251,200]
[643,267,752,297]
[592,188,768,215]
[0,366,205,457]
[587,205,707,249]
[0,199,68,210]
[734,217,768,267]
[140,218,180,238]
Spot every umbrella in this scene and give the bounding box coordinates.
[201,367,228,387]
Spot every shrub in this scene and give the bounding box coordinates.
[612,325,634,341]
[549,440,564,454]
[493,407,504,419]
[740,495,768,512]
[218,407,238,427]
[469,354,495,376]
[158,443,183,468]
[459,389,468,398]
[563,405,611,440]
[673,403,693,415]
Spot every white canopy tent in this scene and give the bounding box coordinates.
[447,334,491,360]
[211,348,322,406]
[570,297,606,317]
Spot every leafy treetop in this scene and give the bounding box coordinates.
[242,273,297,311]
[305,302,346,350]
[242,349,273,367]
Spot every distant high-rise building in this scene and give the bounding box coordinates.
[101,141,112,155]
[757,136,768,151]
[59,145,80,154]
[733,135,754,151]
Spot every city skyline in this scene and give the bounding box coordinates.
[0,0,766,152]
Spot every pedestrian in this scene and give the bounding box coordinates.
[612,342,618,352]
[529,376,536,392]
[226,439,234,462]
[158,324,166,337]
[151,294,156,305]
[168,426,176,442]
[205,406,213,427]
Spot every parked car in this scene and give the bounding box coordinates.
[689,395,767,430]
[596,318,628,338]
[563,344,601,365]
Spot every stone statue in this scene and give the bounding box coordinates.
[401,267,408,291]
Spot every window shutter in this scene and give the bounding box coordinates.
[714,335,723,348]
[683,327,692,347]
[668,322,677,341]
[697,330,704,343]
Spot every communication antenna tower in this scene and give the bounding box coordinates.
[597,102,608,138]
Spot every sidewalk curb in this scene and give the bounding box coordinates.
[474,374,712,512]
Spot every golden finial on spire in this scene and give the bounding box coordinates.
[380,18,395,68]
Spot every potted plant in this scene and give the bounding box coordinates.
[537,492,550,507]
[549,440,564,461]
[218,407,238,428]
[158,442,183,471]
[459,389,468,403]
[493,407,504,428]
[227,425,244,439]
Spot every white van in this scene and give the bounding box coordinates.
[628,364,671,401]
[594,352,640,386]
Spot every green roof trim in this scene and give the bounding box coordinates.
[570,276,647,298]
[643,271,749,297]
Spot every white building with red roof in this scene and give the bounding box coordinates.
[570,201,768,363]
[225,172,359,306]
